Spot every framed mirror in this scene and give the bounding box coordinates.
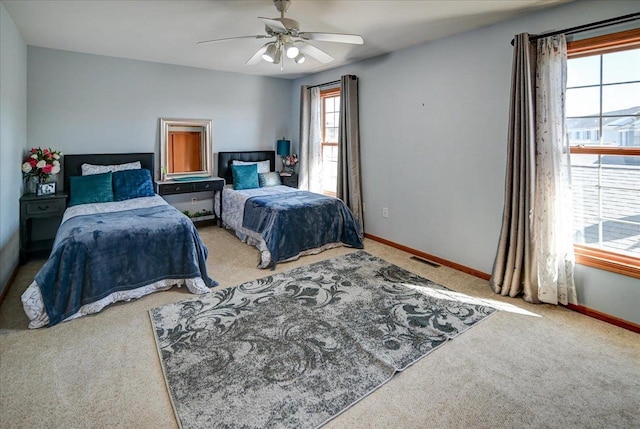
[159,118,213,180]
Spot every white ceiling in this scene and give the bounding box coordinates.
[3,0,571,80]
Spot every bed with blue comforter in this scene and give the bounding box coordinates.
[22,195,214,328]
[20,157,217,330]
[243,190,363,269]
[216,150,364,268]
[217,185,363,269]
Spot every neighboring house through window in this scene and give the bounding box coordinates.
[566,28,640,277]
[320,87,340,196]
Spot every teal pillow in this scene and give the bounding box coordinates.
[258,172,282,187]
[231,164,259,190]
[68,172,114,206]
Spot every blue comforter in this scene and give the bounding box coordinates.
[35,204,216,327]
[242,191,364,269]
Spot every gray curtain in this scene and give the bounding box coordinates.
[298,85,322,192]
[490,34,539,303]
[337,74,364,229]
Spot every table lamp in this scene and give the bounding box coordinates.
[276,138,291,170]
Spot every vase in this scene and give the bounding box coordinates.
[25,176,38,194]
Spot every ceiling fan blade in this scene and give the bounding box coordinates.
[258,17,288,33]
[245,45,269,65]
[296,41,334,64]
[197,35,269,45]
[298,32,364,45]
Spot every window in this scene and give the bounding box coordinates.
[566,28,640,278]
[320,88,340,196]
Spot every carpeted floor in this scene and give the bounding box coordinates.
[1,225,639,428]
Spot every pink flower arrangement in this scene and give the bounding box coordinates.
[22,147,62,183]
[284,154,298,169]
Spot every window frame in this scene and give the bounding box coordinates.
[567,28,640,279]
[320,87,340,196]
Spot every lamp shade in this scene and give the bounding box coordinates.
[277,139,291,156]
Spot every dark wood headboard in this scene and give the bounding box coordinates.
[63,153,155,192]
[217,150,276,184]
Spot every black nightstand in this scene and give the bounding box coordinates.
[20,192,68,264]
[280,172,298,188]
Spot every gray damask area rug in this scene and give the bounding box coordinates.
[149,251,496,429]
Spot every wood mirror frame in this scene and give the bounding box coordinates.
[159,118,213,180]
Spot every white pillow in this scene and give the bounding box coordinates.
[81,161,142,176]
[232,159,270,174]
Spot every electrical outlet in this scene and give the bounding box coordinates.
[191,197,197,205]
[382,207,389,218]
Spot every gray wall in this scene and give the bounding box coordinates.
[28,47,292,175]
[27,47,293,213]
[290,0,640,324]
[0,2,27,296]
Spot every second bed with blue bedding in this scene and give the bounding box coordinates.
[216,150,364,269]
[218,184,364,268]
[243,190,363,269]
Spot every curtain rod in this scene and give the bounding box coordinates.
[306,79,340,89]
[510,12,640,45]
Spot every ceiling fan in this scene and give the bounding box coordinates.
[197,0,364,67]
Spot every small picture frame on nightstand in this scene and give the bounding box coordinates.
[36,182,56,197]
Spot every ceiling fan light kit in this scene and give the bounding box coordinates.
[262,43,278,63]
[284,41,299,58]
[198,0,364,68]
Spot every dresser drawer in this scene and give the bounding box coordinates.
[194,180,223,192]
[158,183,195,195]
[25,199,66,215]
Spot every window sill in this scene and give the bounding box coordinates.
[574,244,640,279]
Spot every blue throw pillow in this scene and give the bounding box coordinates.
[231,164,259,190]
[258,172,282,187]
[68,172,114,206]
[113,168,155,201]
